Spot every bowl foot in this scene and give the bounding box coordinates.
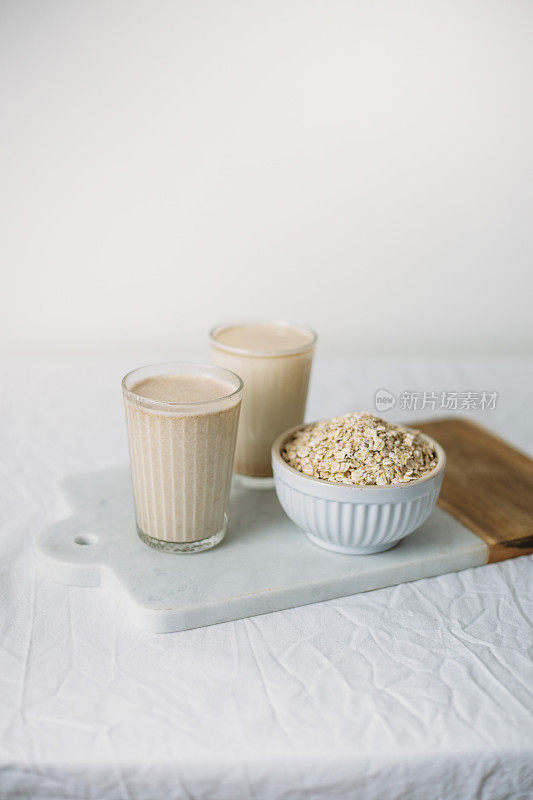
[305,533,400,555]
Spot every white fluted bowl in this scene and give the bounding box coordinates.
[271,425,446,554]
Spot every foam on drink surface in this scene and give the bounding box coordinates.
[214,323,313,354]
[132,374,234,403]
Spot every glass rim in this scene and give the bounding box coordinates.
[209,320,318,358]
[122,361,244,408]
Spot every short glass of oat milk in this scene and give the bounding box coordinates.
[210,321,317,488]
[122,362,243,552]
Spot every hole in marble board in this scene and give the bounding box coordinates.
[74,534,98,546]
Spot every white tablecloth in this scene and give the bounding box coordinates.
[1,356,532,800]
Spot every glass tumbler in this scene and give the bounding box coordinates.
[122,362,242,552]
[210,321,317,488]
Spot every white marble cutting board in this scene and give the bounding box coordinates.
[35,466,488,633]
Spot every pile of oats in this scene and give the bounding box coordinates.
[282,412,438,486]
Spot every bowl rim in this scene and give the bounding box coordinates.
[271,421,446,490]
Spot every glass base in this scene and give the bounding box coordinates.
[137,515,227,553]
[234,474,275,490]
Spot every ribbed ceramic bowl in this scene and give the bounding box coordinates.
[272,425,446,554]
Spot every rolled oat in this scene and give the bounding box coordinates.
[282,412,438,486]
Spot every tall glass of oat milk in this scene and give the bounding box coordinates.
[210,322,317,488]
[123,362,243,551]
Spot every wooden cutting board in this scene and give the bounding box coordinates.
[416,418,533,563]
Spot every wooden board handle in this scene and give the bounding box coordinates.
[415,418,533,563]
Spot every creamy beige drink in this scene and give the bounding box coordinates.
[210,322,316,484]
[122,363,242,552]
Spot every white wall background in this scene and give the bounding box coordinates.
[1,0,532,357]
